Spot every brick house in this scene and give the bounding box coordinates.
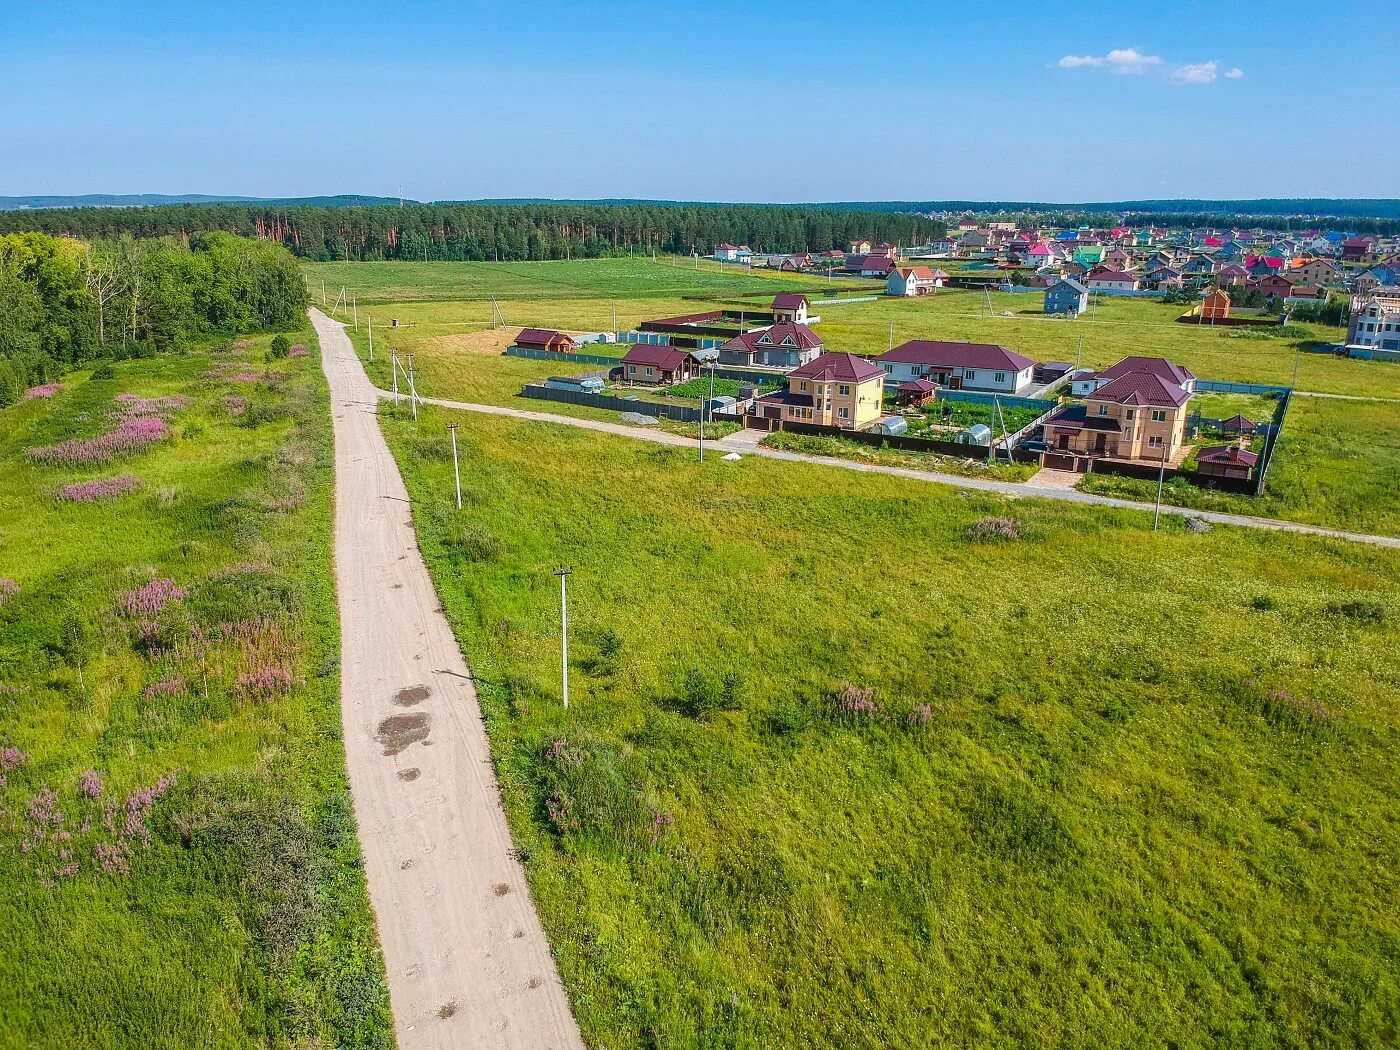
[1043,364,1194,461]
[751,353,886,430]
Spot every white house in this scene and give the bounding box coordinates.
[713,243,752,262]
[1085,268,1142,292]
[886,266,948,297]
[873,340,1037,394]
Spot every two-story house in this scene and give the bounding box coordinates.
[717,322,824,369]
[874,340,1037,394]
[886,266,948,297]
[751,353,886,430]
[1043,278,1090,316]
[771,293,810,325]
[1045,358,1195,461]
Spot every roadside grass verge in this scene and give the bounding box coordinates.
[382,402,1400,1049]
[0,335,392,1048]
[762,430,1039,481]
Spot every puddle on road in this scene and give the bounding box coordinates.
[395,684,431,706]
[377,712,430,755]
[396,767,421,781]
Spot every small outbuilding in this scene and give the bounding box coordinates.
[1195,445,1257,480]
[1219,414,1259,436]
[1200,289,1232,321]
[954,423,992,446]
[515,327,577,353]
[895,378,939,407]
[872,415,909,436]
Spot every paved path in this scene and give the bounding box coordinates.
[313,309,584,1050]
[394,389,1399,550]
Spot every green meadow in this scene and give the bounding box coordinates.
[0,336,392,1048]
[381,402,1400,1049]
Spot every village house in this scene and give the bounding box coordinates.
[1043,278,1090,316]
[1085,268,1142,292]
[713,243,752,262]
[1251,273,1296,299]
[620,344,699,386]
[1290,257,1343,286]
[858,256,897,278]
[717,322,823,369]
[1070,356,1198,397]
[848,239,872,256]
[957,230,990,250]
[1195,445,1257,481]
[751,352,886,430]
[515,327,577,353]
[870,242,899,260]
[887,266,948,297]
[1147,266,1184,290]
[875,340,1037,394]
[771,293,810,325]
[1346,291,1400,354]
[1043,364,1194,461]
[1342,236,1377,263]
[1217,263,1250,288]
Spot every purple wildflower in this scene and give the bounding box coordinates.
[28,416,171,466]
[0,579,17,608]
[118,578,187,618]
[233,663,295,698]
[142,678,188,699]
[1,746,27,773]
[79,769,104,797]
[219,395,249,416]
[833,683,880,720]
[56,474,140,503]
[906,704,935,727]
[22,383,64,401]
[111,393,190,419]
[966,516,1022,541]
[287,344,310,359]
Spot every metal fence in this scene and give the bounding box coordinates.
[519,383,701,421]
[504,346,623,366]
[1196,379,1291,395]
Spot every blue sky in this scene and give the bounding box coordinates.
[2,0,1396,202]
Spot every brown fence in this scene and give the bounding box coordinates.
[745,417,1043,462]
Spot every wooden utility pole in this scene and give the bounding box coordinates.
[554,568,572,709]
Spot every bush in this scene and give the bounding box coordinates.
[1249,595,1278,612]
[595,628,623,667]
[535,733,649,848]
[966,516,1022,541]
[443,519,504,562]
[1323,598,1386,623]
[91,361,116,380]
[268,334,291,359]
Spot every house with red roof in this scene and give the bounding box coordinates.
[751,353,886,430]
[874,340,1037,394]
[1250,273,1296,299]
[886,266,948,297]
[620,343,700,386]
[857,256,897,278]
[717,322,823,369]
[1342,236,1377,263]
[1217,264,1250,288]
[515,328,577,353]
[1044,361,1195,461]
[771,293,810,325]
[1085,268,1142,292]
[1196,445,1257,481]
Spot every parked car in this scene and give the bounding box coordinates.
[1019,438,1051,452]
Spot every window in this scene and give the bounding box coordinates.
[1126,409,1135,419]
[1151,410,1166,422]
[1148,435,1164,449]
[965,370,977,381]
[838,384,851,396]
[838,407,849,419]
[628,365,636,375]
[799,381,808,392]
[993,372,1006,384]
[1097,404,1110,416]
[645,368,654,378]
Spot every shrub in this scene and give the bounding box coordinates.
[1249,595,1278,612]
[91,361,116,380]
[595,628,623,667]
[268,334,291,359]
[1323,599,1386,624]
[444,519,504,562]
[535,732,649,848]
[966,515,1022,541]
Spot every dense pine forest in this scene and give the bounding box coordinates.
[0,202,941,262]
[0,232,305,400]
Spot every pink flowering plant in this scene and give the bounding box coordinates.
[22,383,64,401]
[56,474,140,503]
[111,393,191,419]
[28,416,171,466]
[119,578,188,618]
[0,578,17,608]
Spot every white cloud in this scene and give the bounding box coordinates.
[1169,61,1219,84]
[1058,48,1162,74]
[1058,48,1244,86]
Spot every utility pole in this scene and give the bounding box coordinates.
[321,280,326,306]
[391,351,400,410]
[1076,334,1083,367]
[447,423,462,509]
[554,567,571,709]
[367,315,374,361]
[1152,439,1169,530]
[353,296,358,330]
[888,319,894,351]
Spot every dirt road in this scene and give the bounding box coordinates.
[313,308,583,1050]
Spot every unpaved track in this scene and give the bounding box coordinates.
[313,309,583,1050]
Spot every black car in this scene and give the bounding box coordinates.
[1020,439,1052,453]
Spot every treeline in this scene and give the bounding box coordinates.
[0,231,305,402]
[1118,212,1400,235]
[0,202,943,262]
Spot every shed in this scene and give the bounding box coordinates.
[1196,445,1257,480]
[1034,361,1074,384]
[543,373,605,394]
[895,378,939,406]
[516,327,576,353]
[954,423,992,446]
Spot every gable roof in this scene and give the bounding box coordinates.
[1220,414,1258,433]
[517,327,571,346]
[1197,445,1258,467]
[789,352,885,383]
[1089,371,1193,408]
[1097,356,1196,386]
[877,340,1035,372]
[722,322,823,355]
[621,344,692,370]
[1086,267,1138,284]
[1049,278,1089,294]
[771,292,809,310]
[894,265,942,280]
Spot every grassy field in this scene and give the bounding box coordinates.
[307,257,823,304]
[380,403,1399,1049]
[0,337,392,1048]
